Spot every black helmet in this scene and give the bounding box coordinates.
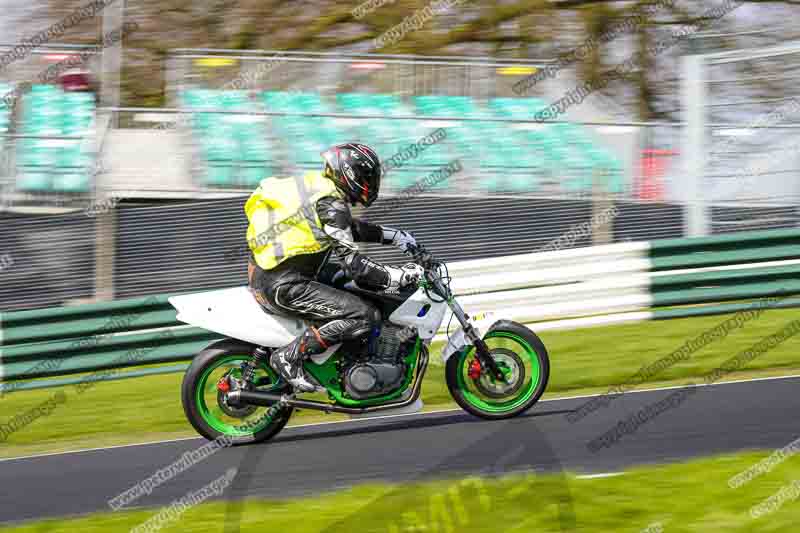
[321,143,382,207]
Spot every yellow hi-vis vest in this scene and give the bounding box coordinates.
[245,172,338,270]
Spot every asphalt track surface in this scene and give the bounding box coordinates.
[1,375,799,525]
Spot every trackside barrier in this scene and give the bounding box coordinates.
[647,228,800,319]
[2,228,800,391]
[0,293,219,392]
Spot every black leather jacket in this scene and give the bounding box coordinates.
[251,195,398,291]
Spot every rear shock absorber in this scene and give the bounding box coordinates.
[242,346,270,384]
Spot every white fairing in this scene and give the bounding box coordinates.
[169,285,476,360]
[440,314,499,364]
[387,287,448,339]
[169,287,306,347]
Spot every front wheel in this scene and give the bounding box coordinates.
[446,320,550,420]
[181,340,294,444]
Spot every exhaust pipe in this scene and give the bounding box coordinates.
[229,350,429,415]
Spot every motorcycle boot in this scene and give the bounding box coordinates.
[270,327,327,393]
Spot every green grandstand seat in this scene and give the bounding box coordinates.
[62,116,92,135]
[30,84,58,95]
[296,93,326,112]
[220,90,249,108]
[15,85,96,193]
[479,98,553,192]
[477,128,542,193]
[202,135,237,162]
[541,131,567,172]
[181,89,275,188]
[489,97,549,117]
[16,140,50,165]
[182,89,216,109]
[52,171,90,193]
[260,91,341,167]
[561,154,594,193]
[238,135,269,163]
[413,96,446,116]
[410,98,484,176]
[415,95,483,118]
[547,122,625,194]
[240,164,275,187]
[205,163,234,186]
[334,94,415,148]
[474,121,514,166]
[338,93,405,116]
[17,171,51,192]
[51,138,92,193]
[16,139,56,191]
[414,128,451,167]
[374,94,401,109]
[0,84,11,133]
[606,158,624,193]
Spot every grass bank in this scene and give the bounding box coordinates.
[3,449,799,532]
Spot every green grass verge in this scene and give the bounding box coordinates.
[4,449,800,532]
[1,307,798,458]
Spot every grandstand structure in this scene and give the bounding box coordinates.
[0,44,102,206]
[176,89,625,194]
[0,49,641,203]
[98,50,634,201]
[16,85,96,193]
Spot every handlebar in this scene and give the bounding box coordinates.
[407,244,451,300]
[408,244,437,272]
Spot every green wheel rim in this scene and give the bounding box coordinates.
[195,354,284,436]
[456,332,542,413]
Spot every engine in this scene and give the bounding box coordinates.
[343,324,417,400]
[344,363,405,400]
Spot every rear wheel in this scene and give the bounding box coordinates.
[181,340,293,443]
[446,320,549,420]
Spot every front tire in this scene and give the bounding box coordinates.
[181,340,294,444]
[446,320,550,420]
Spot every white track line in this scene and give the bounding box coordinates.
[576,472,625,479]
[2,373,799,464]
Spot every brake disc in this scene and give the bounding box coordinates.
[473,348,526,399]
[217,372,258,418]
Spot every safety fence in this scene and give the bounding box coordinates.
[683,39,800,235]
[500,227,800,331]
[2,227,799,393]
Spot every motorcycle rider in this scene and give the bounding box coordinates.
[246,143,424,392]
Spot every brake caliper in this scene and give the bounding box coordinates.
[468,358,482,380]
[217,376,231,393]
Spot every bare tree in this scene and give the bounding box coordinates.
[30,0,800,119]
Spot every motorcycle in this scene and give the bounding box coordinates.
[170,246,550,444]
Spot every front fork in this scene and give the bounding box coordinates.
[435,278,506,382]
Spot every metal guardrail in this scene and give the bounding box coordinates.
[2,227,800,393]
[0,293,219,393]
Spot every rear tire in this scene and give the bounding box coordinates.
[181,339,293,444]
[446,320,550,420]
